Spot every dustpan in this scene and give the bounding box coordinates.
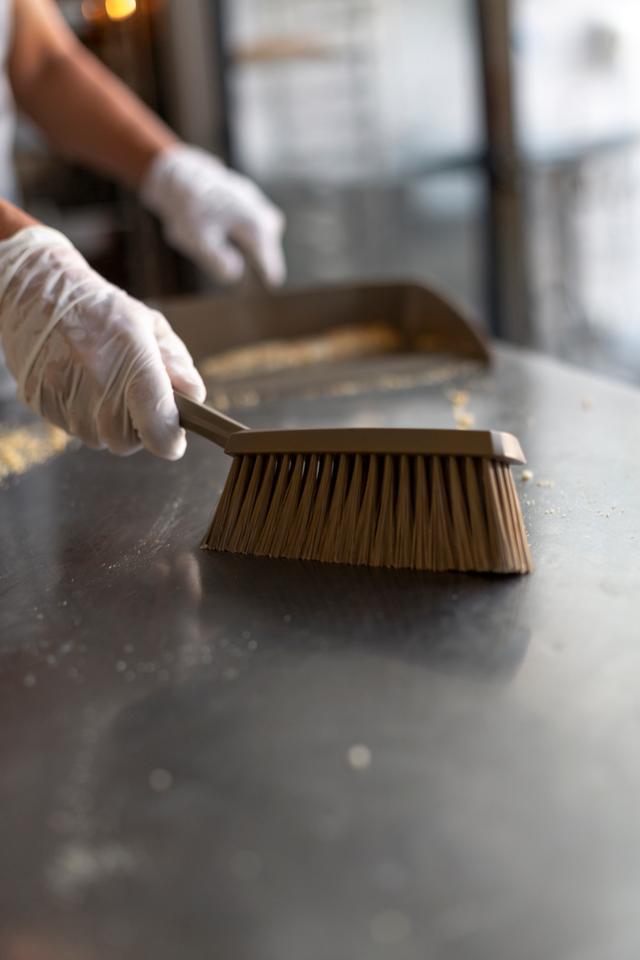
[157,280,490,368]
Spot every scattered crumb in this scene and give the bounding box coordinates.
[581,398,593,411]
[247,639,258,651]
[446,389,470,407]
[206,359,477,410]
[137,661,157,675]
[236,389,260,408]
[115,660,127,673]
[46,842,140,901]
[347,744,372,770]
[454,410,475,430]
[536,479,555,489]
[149,769,173,793]
[447,387,476,430]
[23,673,36,688]
[327,380,365,398]
[0,423,71,482]
[521,469,534,482]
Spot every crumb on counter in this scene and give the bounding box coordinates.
[454,410,475,430]
[0,424,71,482]
[446,389,470,407]
[149,769,173,793]
[347,744,372,770]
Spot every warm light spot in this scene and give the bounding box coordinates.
[105,0,137,20]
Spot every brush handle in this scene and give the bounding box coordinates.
[174,391,248,449]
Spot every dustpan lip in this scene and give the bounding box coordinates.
[224,428,525,464]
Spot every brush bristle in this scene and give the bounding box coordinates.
[202,453,533,574]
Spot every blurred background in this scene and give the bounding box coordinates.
[18,0,640,383]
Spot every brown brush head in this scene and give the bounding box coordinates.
[202,442,533,575]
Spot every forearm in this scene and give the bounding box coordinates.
[0,199,38,241]
[19,47,176,189]
[10,0,177,189]
[7,0,286,289]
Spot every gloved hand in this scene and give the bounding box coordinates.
[140,144,286,286]
[0,225,205,460]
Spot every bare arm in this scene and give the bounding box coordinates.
[2,0,285,282]
[8,0,177,190]
[0,198,36,239]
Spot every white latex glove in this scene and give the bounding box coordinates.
[0,225,205,460]
[140,144,286,286]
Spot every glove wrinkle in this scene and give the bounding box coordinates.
[17,288,98,407]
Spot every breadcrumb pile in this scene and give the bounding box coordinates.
[0,424,71,482]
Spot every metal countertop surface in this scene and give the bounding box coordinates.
[1,343,639,960]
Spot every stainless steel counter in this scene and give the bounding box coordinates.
[1,343,639,960]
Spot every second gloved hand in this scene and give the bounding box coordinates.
[0,226,206,459]
[140,144,286,286]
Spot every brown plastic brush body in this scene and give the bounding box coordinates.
[176,393,533,575]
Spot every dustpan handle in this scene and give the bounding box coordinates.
[174,391,249,449]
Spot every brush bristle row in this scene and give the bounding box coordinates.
[203,452,533,574]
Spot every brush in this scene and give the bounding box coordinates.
[175,392,533,575]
